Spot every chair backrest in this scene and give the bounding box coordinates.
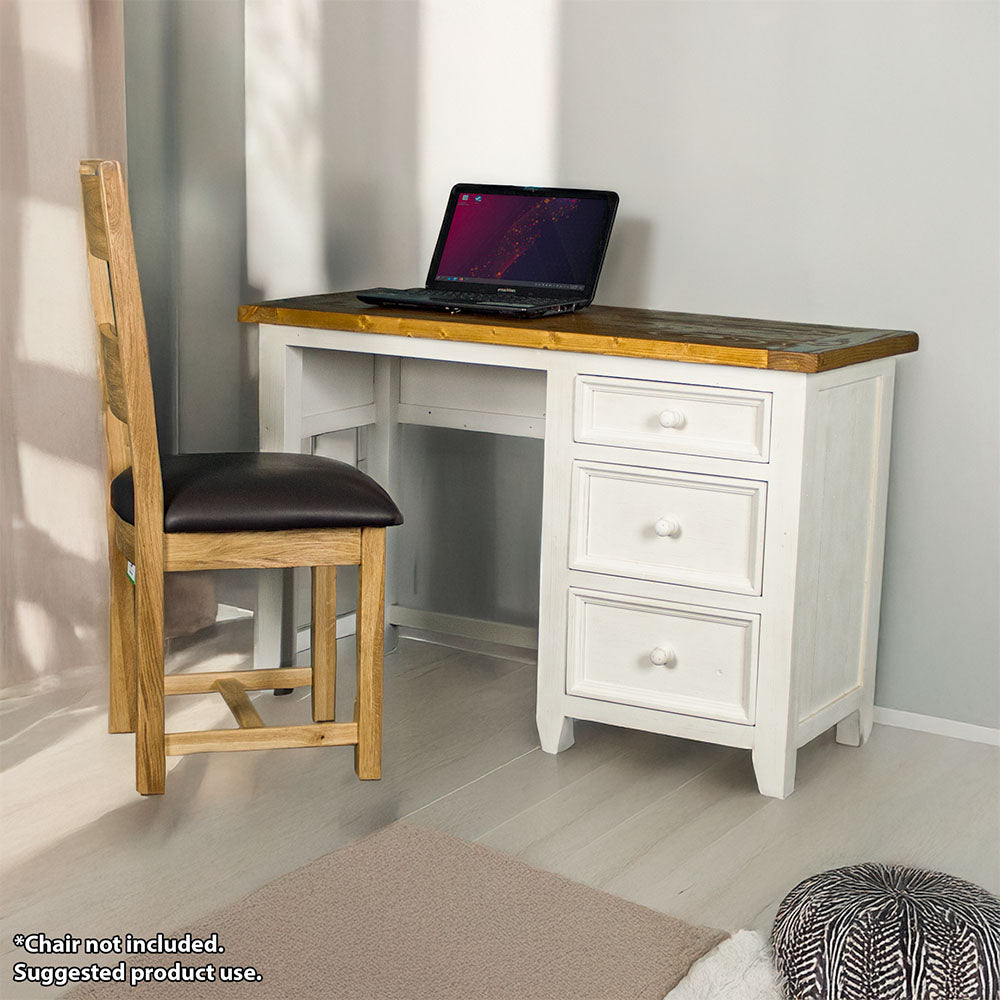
[80,159,164,555]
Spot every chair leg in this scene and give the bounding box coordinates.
[311,565,337,722]
[134,564,166,795]
[108,543,137,733]
[354,528,385,780]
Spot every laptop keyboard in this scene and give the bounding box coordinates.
[429,289,564,306]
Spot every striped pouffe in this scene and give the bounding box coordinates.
[771,863,1000,1000]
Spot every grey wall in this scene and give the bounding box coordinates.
[317,2,422,291]
[122,0,178,452]
[396,427,544,628]
[556,1,999,728]
[124,0,252,454]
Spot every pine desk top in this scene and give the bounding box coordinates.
[239,292,918,373]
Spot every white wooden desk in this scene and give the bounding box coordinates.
[240,293,917,797]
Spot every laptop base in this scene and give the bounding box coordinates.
[356,288,585,319]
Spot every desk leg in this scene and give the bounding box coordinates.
[752,623,798,797]
[367,356,401,652]
[836,709,871,747]
[536,359,575,755]
[256,337,304,668]
[254,570,296,668]
[536,570,574,753]
[837,369,893,751]
[752,733,797,799]
[538,714,575,755]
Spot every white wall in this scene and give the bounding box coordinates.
[1,0,126,689]
[417,0,559,259]
[557,0,999,728]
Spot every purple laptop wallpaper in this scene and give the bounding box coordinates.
[434,193,608,291]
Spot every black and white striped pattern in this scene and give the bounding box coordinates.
[771,863,1000,1000]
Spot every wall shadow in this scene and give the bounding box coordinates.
[0,0,29,689]
[1,2,117,694]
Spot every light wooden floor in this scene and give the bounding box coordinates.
[3,619,998,995]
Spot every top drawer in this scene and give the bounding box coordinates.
[575,375,772,462]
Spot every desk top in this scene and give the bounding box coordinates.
[239,291,918,373]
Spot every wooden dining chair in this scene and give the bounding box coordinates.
[79,159,402,794]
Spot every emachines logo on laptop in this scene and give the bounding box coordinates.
[356,184,619,319]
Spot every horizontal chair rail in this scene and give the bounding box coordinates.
[164,667,312,695]
[165,528,361,570]
[165,722,359,756]
[113,517,362,570]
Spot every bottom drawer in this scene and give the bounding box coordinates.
[566,588,759,724]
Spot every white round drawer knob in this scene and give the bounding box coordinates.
[654,517,681,538]
[650,646,677,667]
[658,409,686,429]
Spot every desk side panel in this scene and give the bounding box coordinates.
[796,361,895,735]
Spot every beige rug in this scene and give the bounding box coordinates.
[73,822,724,1000]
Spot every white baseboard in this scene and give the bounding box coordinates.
[395,626,538,665]
[388,606,538,650]
[294,607,537,656]
[873,706,1000,747]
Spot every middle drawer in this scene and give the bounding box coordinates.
[569,460,767,595]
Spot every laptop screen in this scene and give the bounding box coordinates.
[429,187,617,296]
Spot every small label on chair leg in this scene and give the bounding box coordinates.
[127,561,136,585]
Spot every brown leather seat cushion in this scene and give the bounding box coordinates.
[111,452,403,533]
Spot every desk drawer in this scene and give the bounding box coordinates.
[569,461,766,595]
[575,375,771,462]
[567,589,759,724]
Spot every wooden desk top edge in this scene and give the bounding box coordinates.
[238,292,918,373]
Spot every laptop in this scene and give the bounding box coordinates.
[357,183,619,318]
